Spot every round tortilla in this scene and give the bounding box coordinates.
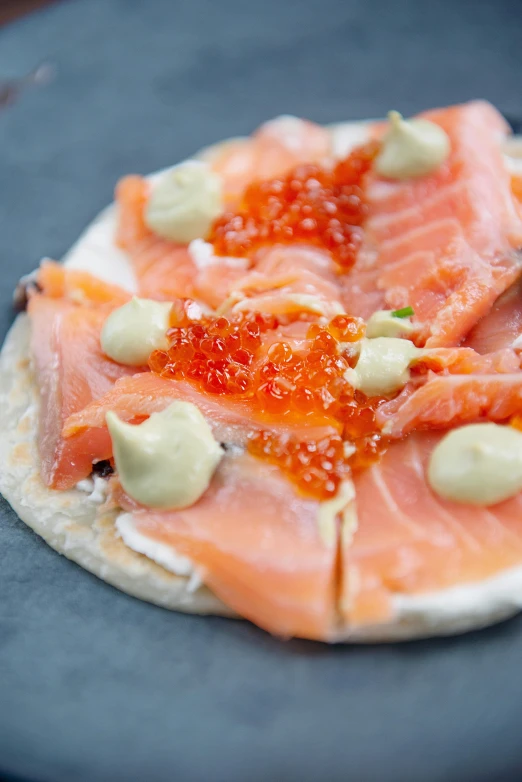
[2,123,522,643]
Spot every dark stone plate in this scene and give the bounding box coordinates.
[2,1,522,779]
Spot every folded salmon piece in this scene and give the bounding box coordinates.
[342,101,522,347]
[62,372,338,470]
[115,176,197,301]
[378,372,522,438]
[373,344,522,437]
[341,432,522,627]
[29,295,137,489]
[115,451,340,641]
[417,346,521,374]
[194,243,344,314]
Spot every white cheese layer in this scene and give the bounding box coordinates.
[117,512,201,591]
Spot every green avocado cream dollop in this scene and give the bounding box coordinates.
[428,423,522,506]
[107,402,223,509]
[375,110,450,179]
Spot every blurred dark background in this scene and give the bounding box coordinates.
[0,0,55,27]
[2,2,522,781]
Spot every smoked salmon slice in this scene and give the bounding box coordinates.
[117,452,338,640]
[374,345,522,437]
[207,116,331,201]
[195,243,344,316]
[29,296,137,489]
[342,432,522,626]
[342,101,522,347]
[463,277,522,354]
[38,259,130,309]
[62,372,338,471]
[191,251,250,311]
[377,372,522,438]
[416,346,521,375]
[115,176,197,301]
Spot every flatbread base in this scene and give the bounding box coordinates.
[2,124,522,642]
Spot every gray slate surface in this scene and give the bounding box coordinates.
[2,1,522,780]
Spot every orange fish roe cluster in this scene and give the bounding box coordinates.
[149,305,278,395]
[248,430,387,500]
[149,303,388,499]
[248,432,350,499]
[208,141,380,271]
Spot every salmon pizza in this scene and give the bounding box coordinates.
[4,101,522,642]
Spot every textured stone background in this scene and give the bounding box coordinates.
[2,1,522,780]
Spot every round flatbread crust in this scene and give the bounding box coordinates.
[2,124,522,642]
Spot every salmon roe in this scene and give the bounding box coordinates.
[149,306,278,396]
[248,430,386,499]
[149,301,388,499]
[248,433,350,498]
[208,141,380,271]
